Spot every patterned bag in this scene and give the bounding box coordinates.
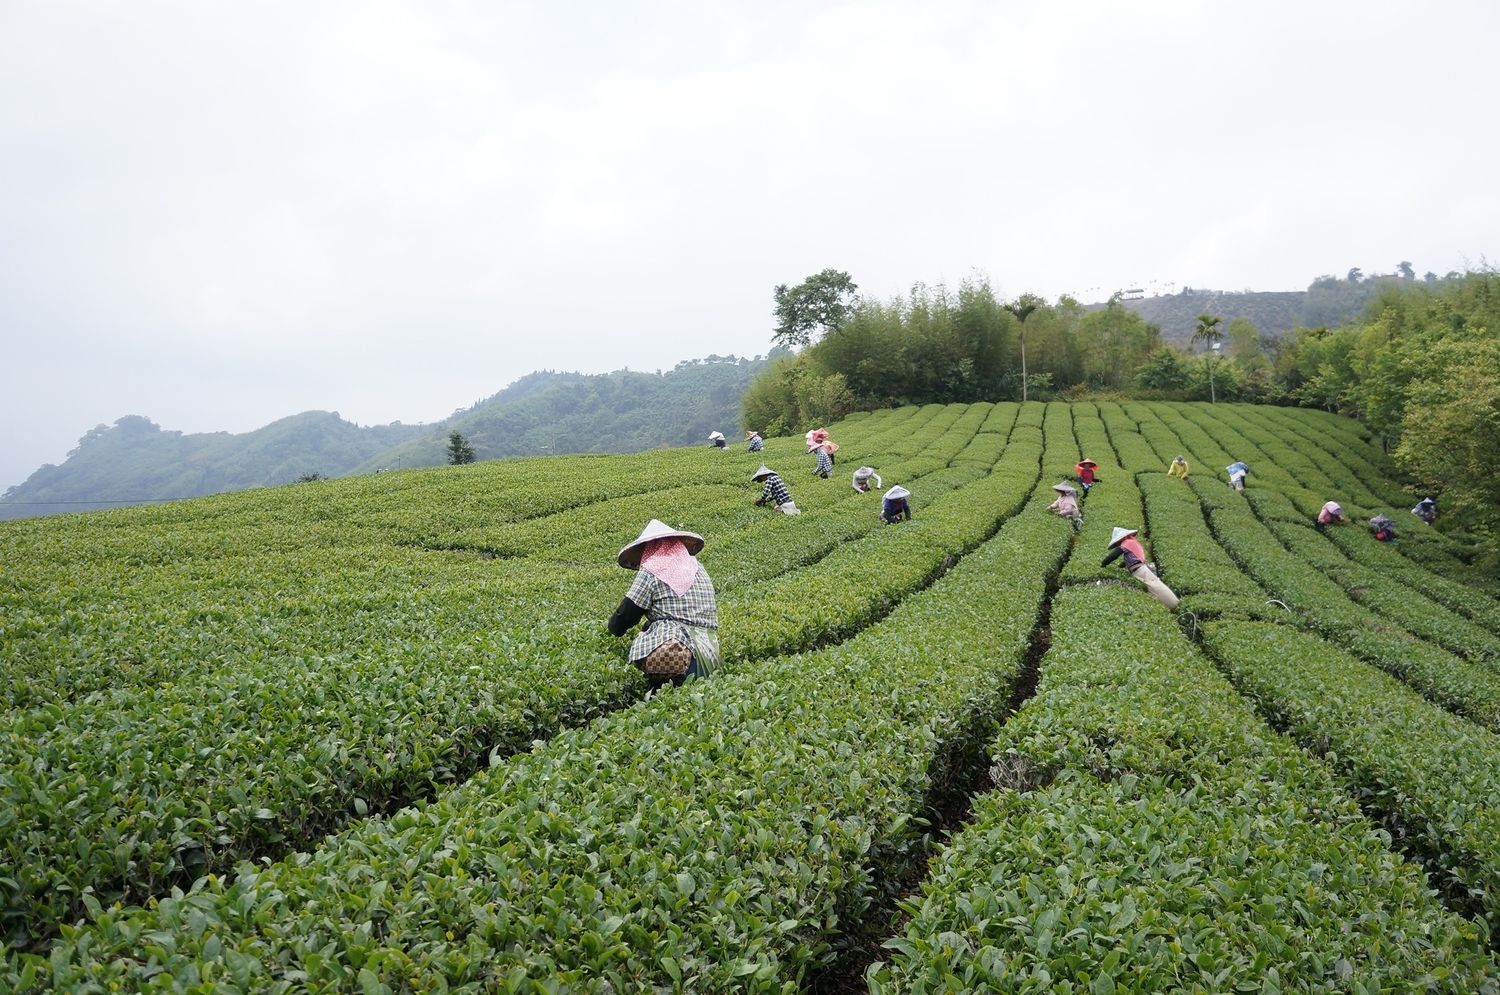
[638,639,692,677]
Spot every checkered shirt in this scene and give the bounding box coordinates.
[813,447,832,476]
[760,473,792,506]
[625,566,721,673]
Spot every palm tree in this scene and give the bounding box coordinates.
[1004,295,1042,402]
[1192,314,1224,403]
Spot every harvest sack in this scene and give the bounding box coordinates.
[1130,564,1179,609]
[637,639,692,677]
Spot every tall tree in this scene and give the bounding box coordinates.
[1397,260,1416,281]
[771,270,859,349]
[1136,347,1191,392]
[1192,313,1224,403]
[1226,317,1263,364]
[1003,294,1044,401]
[1395,338,1500,547]
[446,431,476,465]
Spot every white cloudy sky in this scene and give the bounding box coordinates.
[1,0,1495,490]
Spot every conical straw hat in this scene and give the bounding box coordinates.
[885,485,911,500]
[1052,482,1076,493]
[618,519,704,569]
[1107,527,1137,548]
[751,465,775,480]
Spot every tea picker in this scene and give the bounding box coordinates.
[881,485,912,524]
[1075,458,1100,494]
[607,520,721,689]
[1047,482,1083,533]
[809,442,834,478]
[1225,461,1250,492]
[1315,501,1348,533]
[1101,527,1179,609]
[752,466,800,515]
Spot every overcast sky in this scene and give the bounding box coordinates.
[2,1,1495,490]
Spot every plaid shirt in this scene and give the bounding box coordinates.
[760,474,792,506]
[747,437,763,452]
[813,448,832,476]
[625,566,721,673]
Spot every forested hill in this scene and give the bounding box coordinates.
[1108,290,1305,343]
[1103,272,1425,344]
[0,413,427,520]
[350,356,769,475]
[0,356,768,520]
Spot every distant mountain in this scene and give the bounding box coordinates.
[0,355,769,520]
[0,412,427,520]
[351,355,770,474]
[1102,290,1305,344]
[1096,273,1431,344]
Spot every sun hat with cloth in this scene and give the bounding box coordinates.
[1107,526,1138,548]
[752,465,775,481]
[884,485,911,500]
[708,431,725,441]
[1052,482,1076,494]
[617,519,705,570]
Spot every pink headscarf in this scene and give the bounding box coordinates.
[639,538,700,596]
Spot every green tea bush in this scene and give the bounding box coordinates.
[1203,620,1500,935]
[15,471,1075,992]
[871,586,1498,993]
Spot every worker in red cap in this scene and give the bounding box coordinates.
[1075,458,1100,494]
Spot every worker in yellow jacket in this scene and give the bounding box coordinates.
[1167,455,1189,480]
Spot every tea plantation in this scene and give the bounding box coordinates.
[4,402,1499,992]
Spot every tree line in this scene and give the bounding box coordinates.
[745,268,1499,552]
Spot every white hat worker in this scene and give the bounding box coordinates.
[1107,527,1138,548]
[617,519,705,569]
